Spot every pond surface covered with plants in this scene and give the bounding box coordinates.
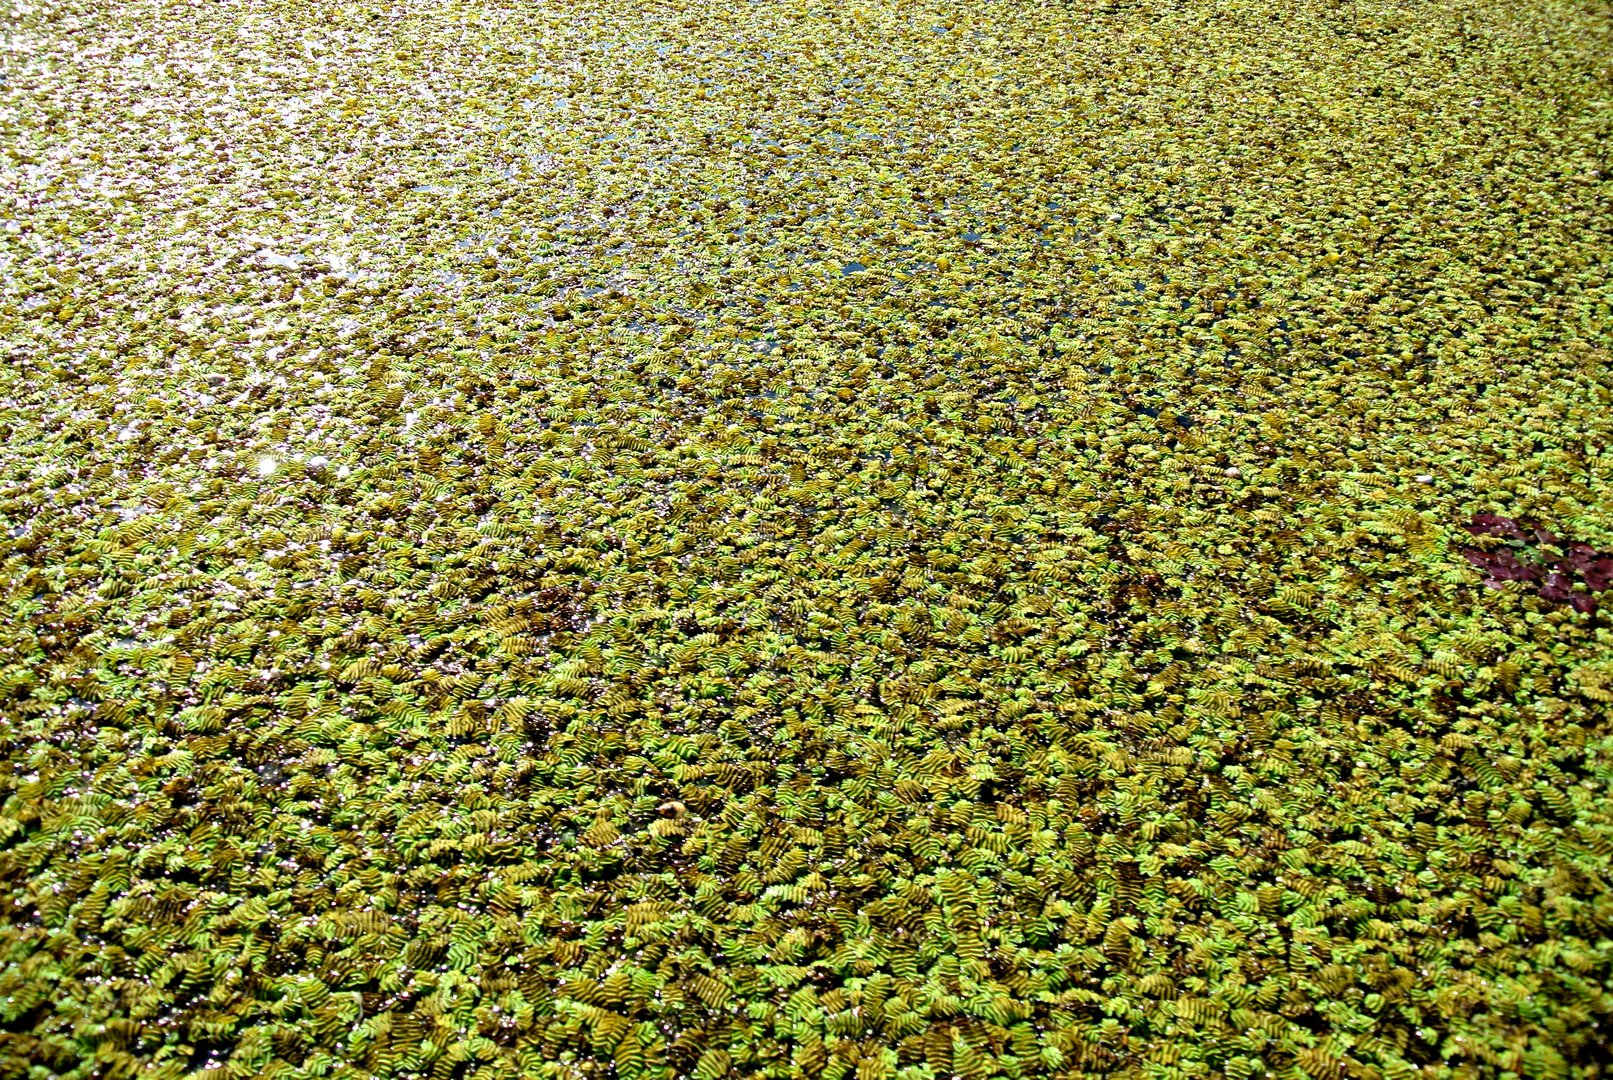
[2,0,1612,1076]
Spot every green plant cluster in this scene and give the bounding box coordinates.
[2,0,1612,1077]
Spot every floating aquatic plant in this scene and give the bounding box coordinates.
[1460,513,1613,613]
[1,0,1611,1077]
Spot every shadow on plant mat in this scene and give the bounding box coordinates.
[3,0,1613,1077]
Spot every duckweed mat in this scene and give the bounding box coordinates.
[4,0,1613,1076]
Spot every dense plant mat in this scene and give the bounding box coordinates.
[3,0,1613,1076]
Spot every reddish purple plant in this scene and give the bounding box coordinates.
[1460,514,1611,613]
